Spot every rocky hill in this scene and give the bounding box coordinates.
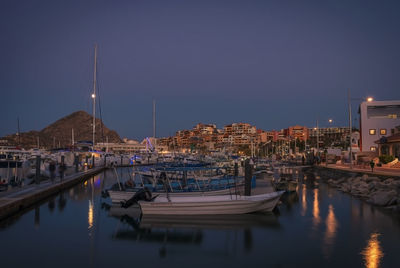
[1,111,122,149]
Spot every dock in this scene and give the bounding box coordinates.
[316,164,400,178]
[0,167,105,220]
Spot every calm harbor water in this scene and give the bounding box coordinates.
[1,168,400,268]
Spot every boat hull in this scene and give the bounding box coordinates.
[138,191,284,215]
[108,187,243,203]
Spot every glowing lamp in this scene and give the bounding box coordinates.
[367,97,373,102]
[91,94,96,99]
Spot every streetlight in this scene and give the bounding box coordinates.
[328,119,333,124]
[347,91,373,169]
[348,89,354,169]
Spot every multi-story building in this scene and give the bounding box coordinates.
[257,130,268,143]
[359,100,400,152]
[265,130,279,142]
[308,127,350,148]
[284,125,308,141]
[193,123,217,135]
[224,123,256,135]
[95,140,168,153]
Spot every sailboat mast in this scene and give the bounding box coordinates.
[92,44,97,149]
[153,99,156,150]
[17,117,20,146]
[72,128,75,149]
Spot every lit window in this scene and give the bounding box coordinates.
[370,147,376,152]
[369,129,376,135]
[380,129,387,135]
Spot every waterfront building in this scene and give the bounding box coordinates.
[284,125,309,141]
[359,100,400,152]
[95,139,168,153]
[257,130,268,143]
[193,123,217,135]
[265,130,279,142]
[223,123,256,136]
[308,127,350,148]
[375,126,400,158]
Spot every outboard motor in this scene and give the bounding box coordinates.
[101,190,110,198]
[120,187,152,208]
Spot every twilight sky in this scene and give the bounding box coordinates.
[1,0,400,140]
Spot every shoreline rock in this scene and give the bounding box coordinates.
[325,174,400,211]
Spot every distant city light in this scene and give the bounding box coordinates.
[367,97,373,102]
[91,94,96,99]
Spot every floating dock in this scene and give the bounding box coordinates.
[0,167,105,220]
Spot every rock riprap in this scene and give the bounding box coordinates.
[326,175,400,210]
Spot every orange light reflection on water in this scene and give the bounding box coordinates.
[324,205,338,242]
[301,184,307,216]
[362,233,384,268]
[323,204,338,258]
[312,188,320,226]
[88,200,93,230]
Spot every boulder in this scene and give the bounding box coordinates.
[340,183,351,193]
[368,182,377,191]
[374,182,394,191]
[383,178,395,185]
[351,180,370,197]
[368,190,398,206]
[365,176,380,183]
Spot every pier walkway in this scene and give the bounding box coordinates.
[0,167,105,220]
[317,163,400,178]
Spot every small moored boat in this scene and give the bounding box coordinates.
[138,191,284,216]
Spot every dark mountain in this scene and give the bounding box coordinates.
[1,111,122,149]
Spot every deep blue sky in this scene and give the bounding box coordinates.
[1,0,400,140]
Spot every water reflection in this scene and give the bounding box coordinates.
[3,168,400,267]
[34,206,40,229]
[88,200,94,230]
[312,188,321,227]
[102,204,281,230]
[114,214,204,255]
[362,233,384,268]
[48,197,55,212]
[58,192,67,211]
[109,212,281,258]
[86,177,97,234]
[323,205,338,258]
[301,184,307,216]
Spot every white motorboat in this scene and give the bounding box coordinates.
[138,191,284,216]
[108,186,244,203]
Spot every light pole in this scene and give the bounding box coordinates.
[316,119,319,154]
[328,119,333,147]
[347,90,374,169]
[348,89,353,169]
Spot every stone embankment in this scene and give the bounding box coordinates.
[326,174,400,211]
